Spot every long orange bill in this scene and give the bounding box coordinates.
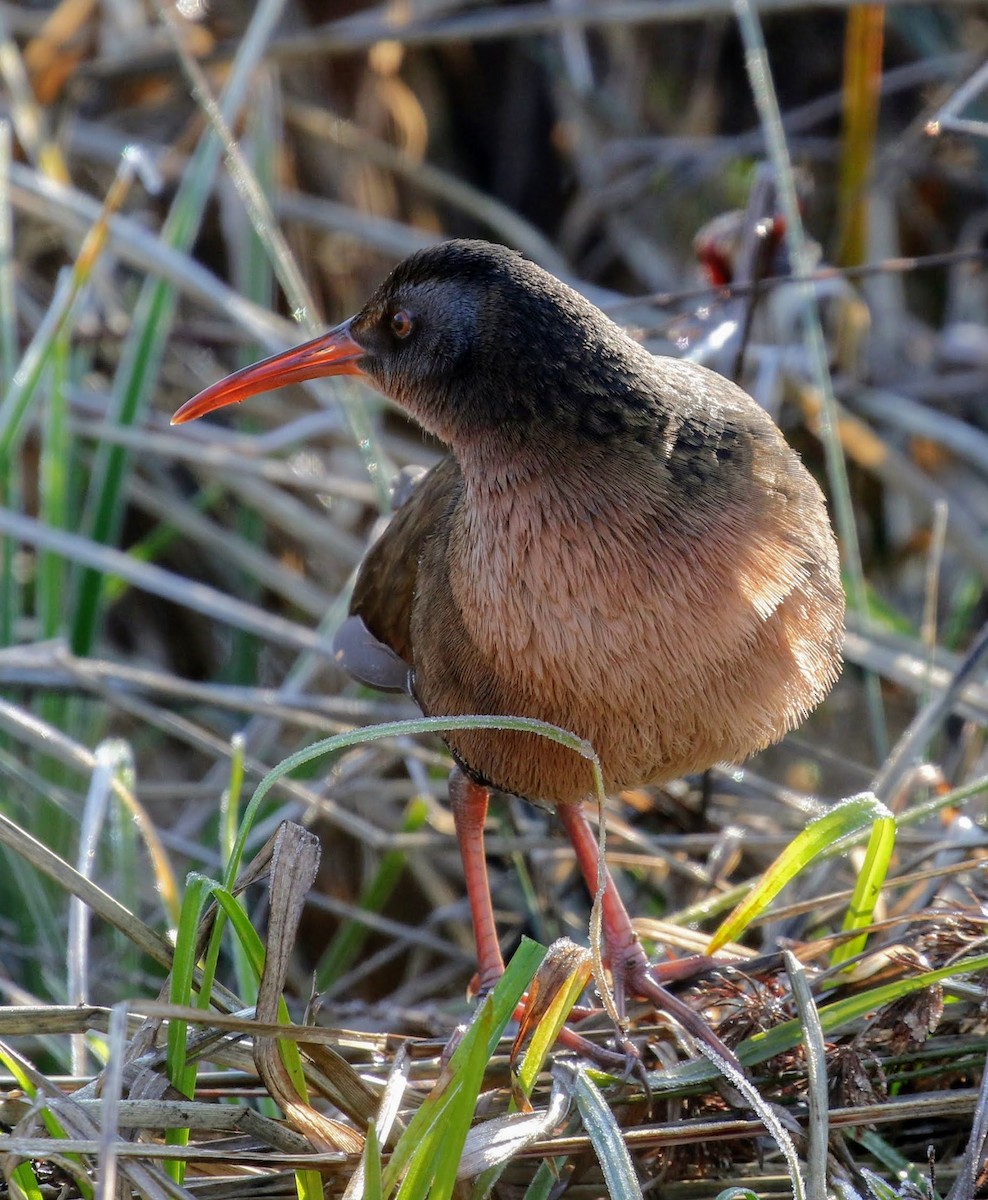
[171,318,366,425]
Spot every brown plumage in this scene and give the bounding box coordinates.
[361,362,841,805]
[173,239,844,1056]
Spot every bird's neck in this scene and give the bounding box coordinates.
[453,429,649,520]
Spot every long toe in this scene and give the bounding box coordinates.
[623,954,742,1073]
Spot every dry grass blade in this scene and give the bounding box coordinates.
[250,824,364,1154]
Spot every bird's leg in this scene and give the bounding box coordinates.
[555,800,643,1018]
[448,767,506,993]
[448,771,648,1071]
[556,801,740,1068]
[448,775,736,1071]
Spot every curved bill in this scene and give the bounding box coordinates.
[171,317,366,425]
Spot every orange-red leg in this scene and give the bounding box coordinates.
[556,800,739,1067]
[448,768,506,993]
[448,773,737,1068]
[447,771,638,1069]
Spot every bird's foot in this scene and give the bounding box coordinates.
[471,952,734,1077]
[518,1009,640,1075]
[612,944,741,1074]
[460,969,632,1073]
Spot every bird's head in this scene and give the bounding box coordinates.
[172,240,657,447]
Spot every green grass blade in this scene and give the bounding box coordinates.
[37,327,70,644]
[209,885,311,1094]
[857,1139,941,1200]
[208,880,325,1200]
[166,872,215,1097]
[0,466,21,648]
[708,792,892,951]
[383,941,544,1196]
[71,0,289,656]
[739,950,988,1066]
[362,1122,383,1200]
[516,948,592,1098]
[0,1041,92,1197]
[520,1161,561,1200]
[569,1065,643,1200]
[396,1003,494,1200]
[832,813,897,966]
[0,153,139,462]
[231,714,595,886]
[0,266,77,459]
[218,736,256,1005]
[163,866,210,1186]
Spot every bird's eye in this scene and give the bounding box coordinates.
[390,310,414,339]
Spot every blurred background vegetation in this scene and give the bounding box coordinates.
[2,0,988,1196]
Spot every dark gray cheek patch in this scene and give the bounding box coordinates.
[407,280,480,359]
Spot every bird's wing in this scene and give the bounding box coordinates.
[335,454,462,691]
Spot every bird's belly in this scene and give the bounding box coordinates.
[445,565,696,790]
[411,499,834,805]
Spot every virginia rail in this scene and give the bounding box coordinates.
[173,239,844,1047]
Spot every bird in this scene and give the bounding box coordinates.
[173,238,844,1054]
